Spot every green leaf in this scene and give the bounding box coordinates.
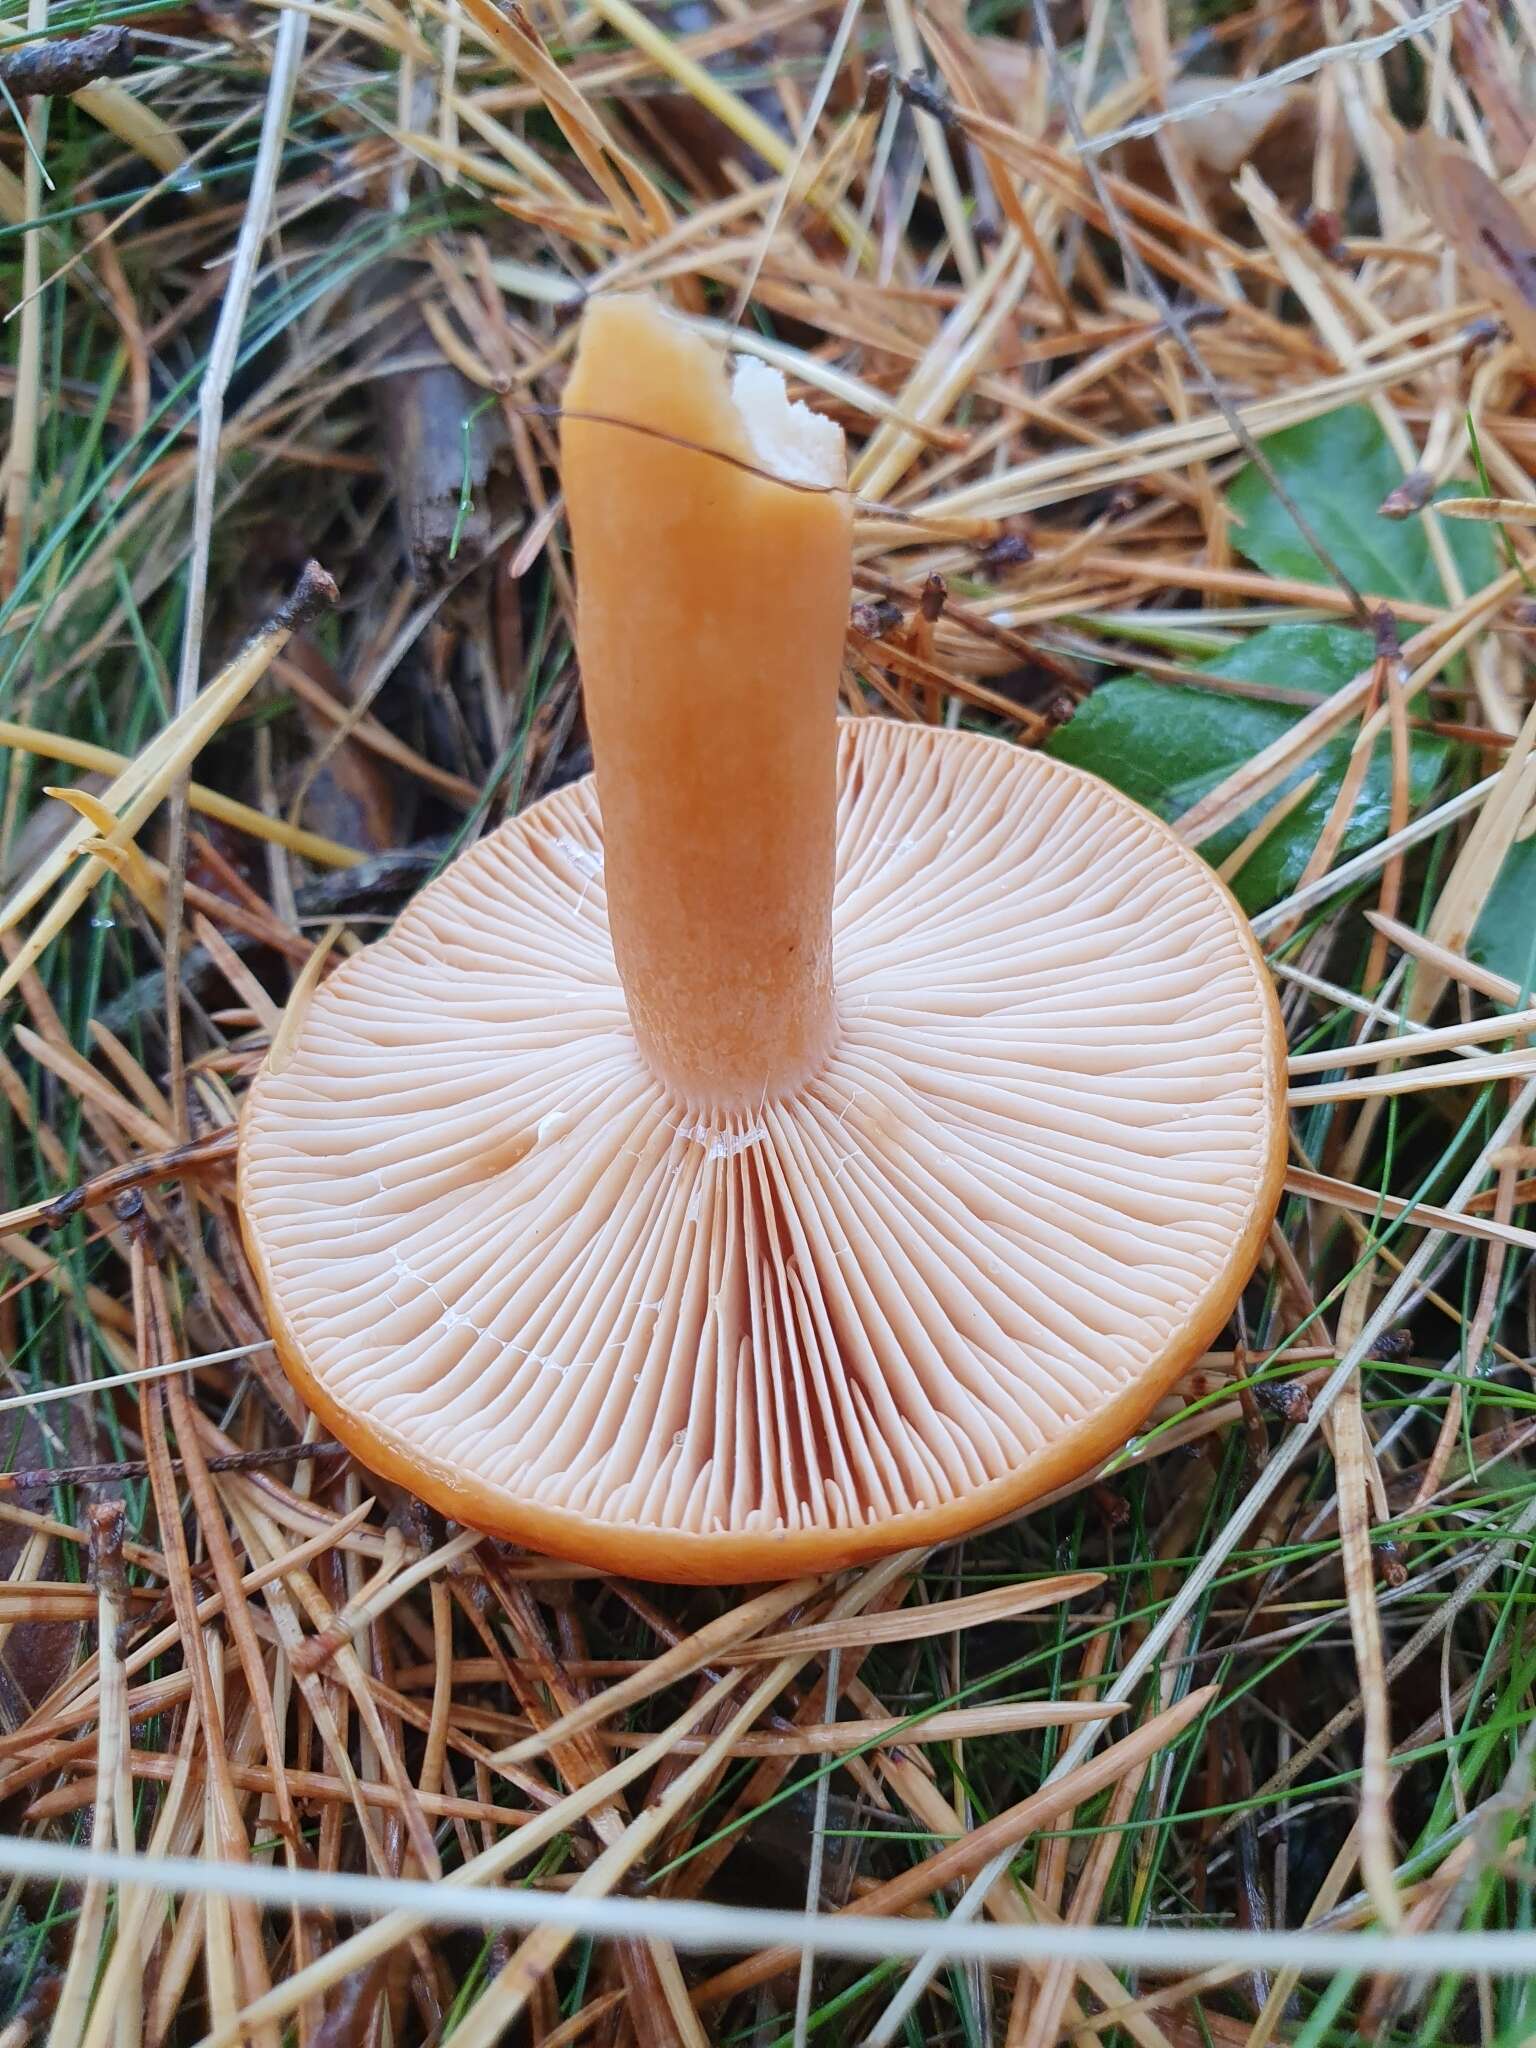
[1470,838,1536,995]
[1047,623,1449,913]
[1227,406,1498,601]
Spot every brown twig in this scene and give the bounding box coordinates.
[0,26,133,96]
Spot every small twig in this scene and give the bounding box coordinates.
[0,25,133,96]
[0,1441,344,1494]
[0,1127,236,1236]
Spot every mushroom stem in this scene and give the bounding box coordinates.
[561,296,852,1110]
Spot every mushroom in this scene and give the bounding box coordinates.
[240,295,1286,1583]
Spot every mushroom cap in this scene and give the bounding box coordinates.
[241,722,1286,1582]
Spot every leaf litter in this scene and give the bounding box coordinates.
[2,3,1536,2044]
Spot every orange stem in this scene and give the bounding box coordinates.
[561,296,852,1109]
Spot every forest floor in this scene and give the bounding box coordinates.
[3,1,1536,2043]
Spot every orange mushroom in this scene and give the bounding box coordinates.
[240,296,1286,1584]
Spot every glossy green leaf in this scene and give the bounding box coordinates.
[1047,623,1448,913]
[1227,405,1498,601]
